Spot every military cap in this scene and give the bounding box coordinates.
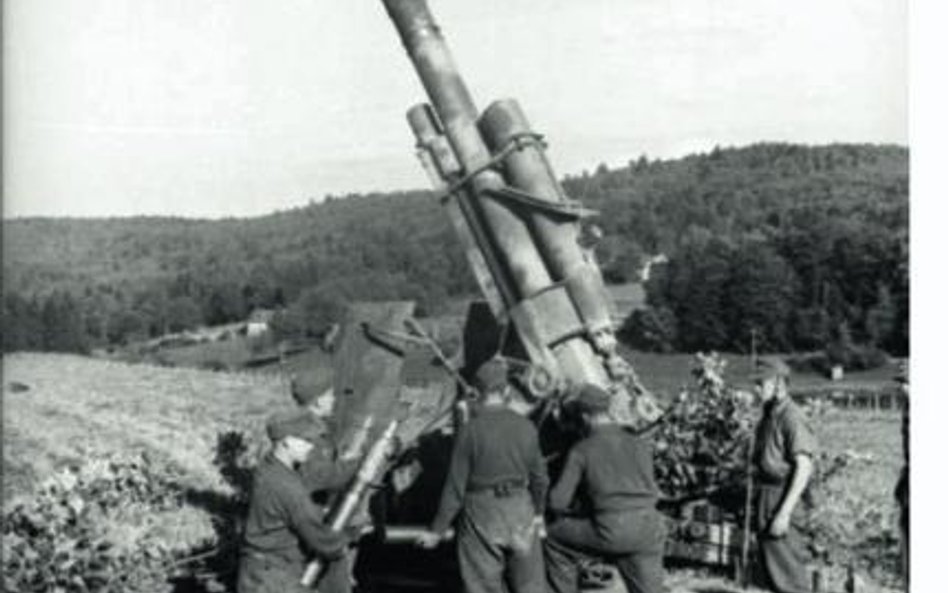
[572,383,613,414]
[473,357,509,394]
[266,410,325,444]
[751,356,791,382]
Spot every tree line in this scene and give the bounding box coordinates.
[2,143,907,357]
[609,144,908,361]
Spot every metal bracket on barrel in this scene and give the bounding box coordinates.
[437,132,598,220]
[437,132,597,215]
[509,282,588,350]
[482,186,598,220]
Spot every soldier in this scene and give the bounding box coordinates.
[238,410,351,593]
[290,374,372,593]
[416,357,549,593]
[750,356,817,593]
[289,374,366,495]
[543,383,666,593]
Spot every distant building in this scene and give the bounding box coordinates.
[639,253,668,283]
[246,309,275,338]
[830,364,845,381]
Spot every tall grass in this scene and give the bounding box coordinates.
[2,353,293,500]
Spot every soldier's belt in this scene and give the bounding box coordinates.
[468,478,528,497]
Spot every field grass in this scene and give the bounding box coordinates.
[2,353,904,592]
[1,353,297,501]
[155,337,258,370]
[806,407,904,589]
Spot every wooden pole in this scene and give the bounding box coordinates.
[741,432,755,588]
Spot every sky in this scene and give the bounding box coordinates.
[3,0,907,219]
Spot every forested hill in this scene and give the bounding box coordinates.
[2,143,908,354]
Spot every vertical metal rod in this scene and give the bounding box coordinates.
[741,431,755,588]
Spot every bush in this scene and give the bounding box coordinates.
[2,453,189,592]
[826,343,889,372]
[654,353,755,508]
[618,306,677,353]
[202,359,229,372]
[176,430,262,593]
[1,434,265,593]
[801,344,889,375]
[788,341,889,377]
[786,352,829,375]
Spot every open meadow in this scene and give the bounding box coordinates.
[2,353,904,592]
[2,353,312,500]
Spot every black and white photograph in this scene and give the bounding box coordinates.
[3,1,928,592]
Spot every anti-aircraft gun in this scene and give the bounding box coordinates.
[299,0,671,588]
[381,0,659,423]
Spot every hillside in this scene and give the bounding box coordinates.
[2,143,908,354]
[566,143,908,258]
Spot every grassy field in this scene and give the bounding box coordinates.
[806,407,904,589]
[2,353,904,592]
[1,353,297,500]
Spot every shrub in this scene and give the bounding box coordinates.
[2,453,191,592]
[654,353,755,509]
[202,359,228,372]
[791,344,890,376]
[618,306,677,353]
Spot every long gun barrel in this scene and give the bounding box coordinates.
[382,0,652,422]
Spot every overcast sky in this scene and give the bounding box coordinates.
[3,0,907,219]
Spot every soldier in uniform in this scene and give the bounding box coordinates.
[289,374,372,593]
[543,383,666,593]
[416,357,549,593]
[238,410,352,593]
[750,357,817,593]
[289,374,367,496]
